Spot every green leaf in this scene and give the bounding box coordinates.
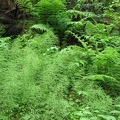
[90,117,98,120]
[83,110,93,116]
[98,115,116,120]
[93,110,100,113]
[22,115,31,120]
[85,22,95,35]
[77,91,88,96]
[74,111,83,116]
[80,117,90,120]
[110,110,120,114]
[115,105,120,108]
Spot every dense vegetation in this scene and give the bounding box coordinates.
[0,0,120,120]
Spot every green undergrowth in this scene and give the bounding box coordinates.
[0,23,120,120]
[0,0,120,119]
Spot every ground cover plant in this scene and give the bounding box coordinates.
[0,0,120,120]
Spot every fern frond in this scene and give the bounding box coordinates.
[66,10,96,20]
[30,24,48,34]
[83,74,120,96]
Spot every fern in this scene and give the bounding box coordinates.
[34,0,66,23]
[66,10,96,21]
[82,74,120,95]
[1,1,120,120]
[65,30,88,49]
[98,115,116,120]
[0,37,11,49]
[30,24,48,34]
[93,47,120,75]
